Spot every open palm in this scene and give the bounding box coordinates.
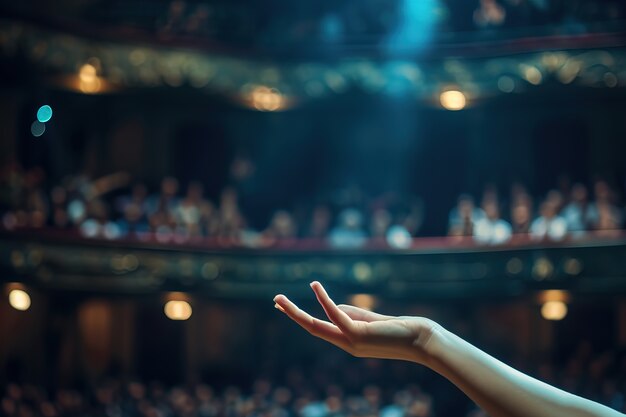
[274,281,439,364]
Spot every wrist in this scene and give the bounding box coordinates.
[410,320,448,366]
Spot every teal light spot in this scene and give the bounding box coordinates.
[37,105,53,123]
[31,121,46,137]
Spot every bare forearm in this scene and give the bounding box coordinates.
[422,327,623,417]
[273,284,623,417]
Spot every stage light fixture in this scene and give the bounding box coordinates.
[251,86,284,111]
[79,63,97,83]
[164,300,192,321]
[79,63,102,94]
[541,301,567,321]
[440,90,466,111]
[8,289,31,311]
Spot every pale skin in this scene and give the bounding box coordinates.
[273,281,624,417]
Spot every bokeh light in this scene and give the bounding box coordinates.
[79,63,97,83]
[250,86,284,111]
[523,66,543,85]
[8,289,31,311]
[37,105,53,123]
[31,120,46,137]
[164,300,192,320]
[352,262,373,282]
[79,63,102,94]
[541,301,568,321]
[497,76,515,93]
[348,294,377,311]
[386,225,412,249]
[439,90,466,111]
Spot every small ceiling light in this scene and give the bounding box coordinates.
[9,289,31,311]
[164,300,192,321]
[440,90,466,111]
[541,300,567,321]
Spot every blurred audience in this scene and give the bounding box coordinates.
[473,198,512,245]
[1,341,625,417]
[448,194,485,238]
[149,0,626,43]
[530,200,568,241]
[2,162,626,248]
[329,208,367,249]
[448,177,625,245]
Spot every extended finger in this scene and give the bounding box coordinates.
[310,282,356,334]
[337,304,394,323]
[273,294,353,351]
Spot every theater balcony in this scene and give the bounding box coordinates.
[2,231,626,300]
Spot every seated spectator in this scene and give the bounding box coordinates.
[117,183,150,237]
[80,199,122,240]
[50,186,70,229]
[216,187,245,238]
[329,208,367,249]
[530,200,568,241]
[308,205,332,238]
[588,179,622,232]
[561,183,597,237]
[175,181,214,238]
[370,208,392,238]
[147,177,180,217]
[143,178,180,242]
[595,201,623,237]
[511,202,532,236]
[395,196,424,237]
[448,194,484,237]
[263,210,298,240]
[473,200,512,245]
[545,189,565,214]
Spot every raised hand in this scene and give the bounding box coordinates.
[273,281,440,364]
[275,282,625,417]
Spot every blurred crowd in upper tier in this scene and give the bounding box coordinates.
[2,339,626,417]
[40,0,624,44]
[0,161,624,248]
[447,179,623,245]
[152,0,626,41]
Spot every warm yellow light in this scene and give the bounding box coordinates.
[541,301,567,321]
[538,289,570,304]
[523,66,542,85]
[78,64,102,94]
[250,86,284,111]
[440,90,466,111]
[79,77,102,94]
[79,64,97,83]
[164,300,192,320]
[9,289,31,311]
[348,294,377,311]
[352,262,372,282]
